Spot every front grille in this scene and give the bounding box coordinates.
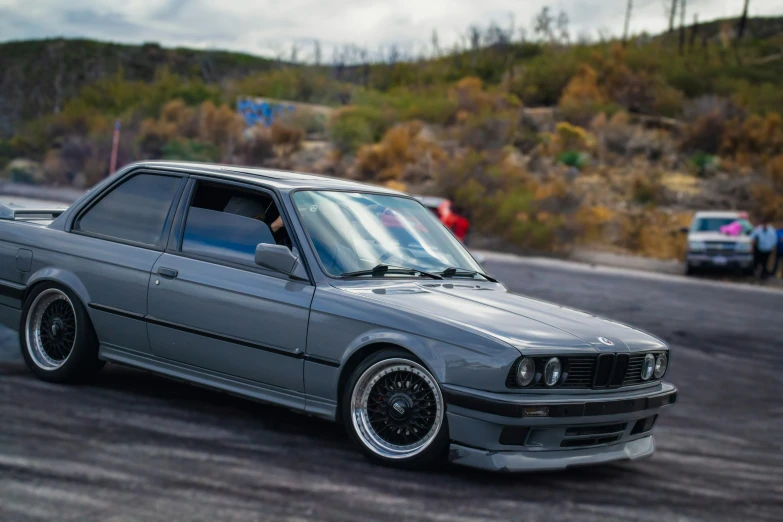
[609,353,629,387]
[705,241,736,250]
[507,352,664,390]
[561,356,594,388]
[623,354,648,386]
[704,241,739,256]
[592,354,614,387]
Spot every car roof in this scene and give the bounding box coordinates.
[693,211,745,219]
[131,160,405,195]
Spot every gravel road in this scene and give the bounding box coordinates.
[1,250,782,521]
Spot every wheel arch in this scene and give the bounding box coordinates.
[335,335,445,423]
[23,268,91,310]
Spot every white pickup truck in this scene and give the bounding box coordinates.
[683,211,754,275]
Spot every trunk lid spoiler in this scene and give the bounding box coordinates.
[0,204,67,221]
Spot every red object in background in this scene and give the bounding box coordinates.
[437,200,470,241]
[451,214,470,241]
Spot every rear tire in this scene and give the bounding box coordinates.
[342,349,449,469]
[684,264,697,276]
[20,283,104,383]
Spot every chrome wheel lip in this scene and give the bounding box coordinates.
[25,289,77,371]
[350,358,444,460]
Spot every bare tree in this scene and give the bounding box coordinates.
[313,40,322,66]
[690,14,699,51]
[358,47,370,87]
[623,0,633,45]
[331,46,345,80]
[431,29,441,58]
[468,25,482,51]
[678,0,687,55]
[557,10,570,44]
[666,0,678,32]
[737,0,751,41]
[534,7,556,43]
[387,44,400,65]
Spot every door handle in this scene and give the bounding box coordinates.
[157,267,179,278]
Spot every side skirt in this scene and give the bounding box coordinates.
[99,344,337,421]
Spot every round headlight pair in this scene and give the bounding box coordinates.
[515,357,561,387]
[641,353,668,380]
[654,353,668,379]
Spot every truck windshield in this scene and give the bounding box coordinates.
[691,217,737,232]
[292,190,481,277]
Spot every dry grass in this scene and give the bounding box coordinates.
[355,121,446,182]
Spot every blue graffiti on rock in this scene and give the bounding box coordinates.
[237,99,296,127]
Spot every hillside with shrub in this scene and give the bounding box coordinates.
[2,14,783,260]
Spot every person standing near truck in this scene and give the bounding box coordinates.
[773,223,783,278]
[750,219,778,279]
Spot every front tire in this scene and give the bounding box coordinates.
[20,284,104,383]
[342,349,449,469]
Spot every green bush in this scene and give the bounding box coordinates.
[556,150,588,169]
[161,139,220,162]
[328,106,395,154]
[691,152,719,177]
[0,140,14,169]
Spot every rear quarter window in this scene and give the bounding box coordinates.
[76,173,182,246]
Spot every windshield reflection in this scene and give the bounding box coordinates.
[293,190,481,277]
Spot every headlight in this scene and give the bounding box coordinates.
[641,354,655,381]
[654,353,668,379]
[516,357,536,387]
[688,241,706,251]
[543,357,562,387]
[735,242,752,253]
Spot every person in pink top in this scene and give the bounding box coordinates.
[720,212,753,236]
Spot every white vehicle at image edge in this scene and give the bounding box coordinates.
[683,210,753,275]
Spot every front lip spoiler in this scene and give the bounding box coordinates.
[443,385,677,418]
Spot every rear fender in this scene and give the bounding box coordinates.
[24,268,91,307]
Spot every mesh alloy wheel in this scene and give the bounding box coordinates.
[350,358,444,460]
[25,288,78,371]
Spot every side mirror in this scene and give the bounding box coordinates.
[255,243,299,275]
[679,227,689,234]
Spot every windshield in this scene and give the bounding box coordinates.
[292,190,481,277]
[691,217,737,232]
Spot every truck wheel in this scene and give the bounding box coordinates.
[685,264,698,276]
[342,349,449,469]
[20,284,104,383]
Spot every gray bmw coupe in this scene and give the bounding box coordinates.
[0,161,676,471]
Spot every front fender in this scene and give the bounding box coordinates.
[304,285,521,412]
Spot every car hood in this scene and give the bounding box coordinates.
[689,231,750,243]
[333,281,665,354]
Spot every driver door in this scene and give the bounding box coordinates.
[146,178,314,394]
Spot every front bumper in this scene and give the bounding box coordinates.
[443,382,677,472]
[687,252,752,268]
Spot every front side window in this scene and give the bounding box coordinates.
[181,181,292,267]
[76,173,181,246]
[292,190,481,277]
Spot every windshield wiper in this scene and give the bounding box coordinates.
[440,267,498,282]
[341,264,443,280]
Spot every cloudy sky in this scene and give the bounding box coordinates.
[1,0,781,59]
